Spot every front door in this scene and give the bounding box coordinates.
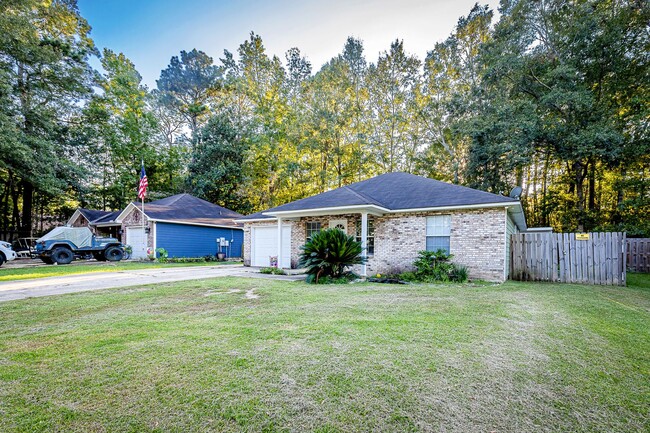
[329,219,348,233]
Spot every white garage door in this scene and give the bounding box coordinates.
[252,225,291,267]
[126,227,148,259]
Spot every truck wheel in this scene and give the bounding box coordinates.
[93,252,107,261]
[104,246,124,262]
[0,252,5,267]
[51,247,74,265]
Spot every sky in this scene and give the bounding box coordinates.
[78,0,501,89]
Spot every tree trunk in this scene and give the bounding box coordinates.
[20,180,33,238]
[588,159,596,211]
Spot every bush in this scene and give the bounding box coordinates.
[165,257,206,263]
[298,228,366,284]
[156,248,169,263]
[410,250,468,283]
[259,267,286,275]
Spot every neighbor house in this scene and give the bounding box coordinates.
[238,172,527,282]
[70,194,244,260]
[67,208,121,239]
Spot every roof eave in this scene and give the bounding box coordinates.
[235,217,274,223]
[149,218,242,229]
[264,204,389,218]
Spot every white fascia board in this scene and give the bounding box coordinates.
[235,217,276,223]
[148,218,242,230]
[264,204,389,218]
[93,222,121,227]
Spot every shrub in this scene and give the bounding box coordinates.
[298,228,366,283]
[260,267,286,275]
[411,250,468,283]
[156,248,169,263]
[165,257,206,263]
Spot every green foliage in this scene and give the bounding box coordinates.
[156,49,222,134]
[0,0,97,236]
[410,250,468,283]
[155,248,169,262]
[298,228,366,283]
[310,273,358,285]
[259,267,286,275]
[164,256,208,263]
[2,0,649,239]
[187,113,252,214]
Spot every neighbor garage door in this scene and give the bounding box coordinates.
[126,227,148,259]
[251,225,291,267]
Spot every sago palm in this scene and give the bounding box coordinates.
[298,228,366,283]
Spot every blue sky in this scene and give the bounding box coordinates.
[78,0,500,88]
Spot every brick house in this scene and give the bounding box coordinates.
[238,172,527,282]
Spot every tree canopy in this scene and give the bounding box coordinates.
[1,0,648,238]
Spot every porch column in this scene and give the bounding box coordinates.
[277,217,283,269]
[360,212,368,277]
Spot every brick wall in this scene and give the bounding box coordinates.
[121,207,154,249]
[243,208,508,282]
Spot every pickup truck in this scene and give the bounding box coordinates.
[35,227,125,265]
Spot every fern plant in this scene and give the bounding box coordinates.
[298,228,366,283]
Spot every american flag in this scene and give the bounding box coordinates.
[138,162,148,199]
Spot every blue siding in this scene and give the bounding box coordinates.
[156,222,243,258]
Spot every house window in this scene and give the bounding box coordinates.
[426,215,451,253]
[355,218,375,255]
[305,221,321,240]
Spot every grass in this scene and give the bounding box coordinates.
[0,260,237,281]
[0,274,648,432]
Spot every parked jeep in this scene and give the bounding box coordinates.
[35,227,125,265]
[0,240,17,267]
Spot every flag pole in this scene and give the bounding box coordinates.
[141,159,145,234]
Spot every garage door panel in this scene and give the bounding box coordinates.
[126,227,148,259]
[252,226,291,267]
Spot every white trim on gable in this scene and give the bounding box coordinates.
[66,209,87,227]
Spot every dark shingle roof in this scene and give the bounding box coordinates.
[138,194,243,227]
[79,208,115,223]
[240,172,516,219]
[93,211,120,224]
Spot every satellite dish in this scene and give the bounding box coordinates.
[509,186,523,199]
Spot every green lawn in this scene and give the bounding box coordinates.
[0,260,236,281]
[0,275,648,432]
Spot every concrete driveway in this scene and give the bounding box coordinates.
[0,265,304,302]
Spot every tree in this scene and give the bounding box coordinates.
[466,0,650,232]
[82,49,158,209]
[366,40,422,173]
[420,4,494,184]
[0,0,97,236]
[187,113,251,213]
[157,49,222,135]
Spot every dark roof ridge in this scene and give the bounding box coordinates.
[150,193,188,207]
[342,185,383,207]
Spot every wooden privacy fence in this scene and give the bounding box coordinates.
[510,232,626,286]
[627,238,650,273]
